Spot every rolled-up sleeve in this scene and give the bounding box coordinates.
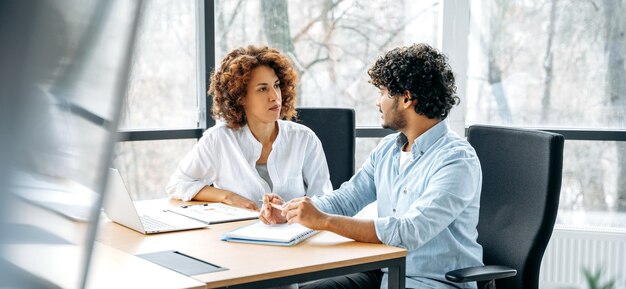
[166,136,217,201]
[374,150,481,250]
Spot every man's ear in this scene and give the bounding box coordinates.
[403,91,412,106]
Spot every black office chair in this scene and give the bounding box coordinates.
[294,108,355,189]
[445,125,564,289]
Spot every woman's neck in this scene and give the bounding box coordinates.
[247,120,279,146]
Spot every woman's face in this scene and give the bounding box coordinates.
[242,65,282,125]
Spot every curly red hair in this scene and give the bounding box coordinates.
[209,45,298,129]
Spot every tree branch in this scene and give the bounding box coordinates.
[293,0,345,42]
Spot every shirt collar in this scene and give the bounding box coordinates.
[241,120,283,147]
[394,120,449,159]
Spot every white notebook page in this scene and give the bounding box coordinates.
[168,203,258,224]
[225,222,313,243]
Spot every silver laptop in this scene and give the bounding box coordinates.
[104,168,207,234]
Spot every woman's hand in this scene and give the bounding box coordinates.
[281,197,329,230]
[259,193,287,225]
[223,192,258,210]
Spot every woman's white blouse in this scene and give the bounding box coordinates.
[166,120,333,206]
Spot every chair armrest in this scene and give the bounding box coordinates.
[445,265,517,283]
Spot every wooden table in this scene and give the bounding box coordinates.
[2,195,205,289]
[86,243,206,289]
[96,199,407,289]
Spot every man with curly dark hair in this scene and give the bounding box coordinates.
[167,45,332,211]
[368,43,459,123]
[262,44,483,289]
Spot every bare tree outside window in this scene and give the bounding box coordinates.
[468,0,626,228]
[114,0,198,200]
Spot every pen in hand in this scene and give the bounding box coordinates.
[268,202,284,210]
[260,195,289,224]
[260,195,286,211]
[260,198,285,210]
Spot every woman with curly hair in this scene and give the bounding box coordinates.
[166,45,332,210]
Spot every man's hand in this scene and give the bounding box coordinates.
[223,192,258,210]
[281,197,330,230]
[259,193,287,224]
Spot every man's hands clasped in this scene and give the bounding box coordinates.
[259,194,330,231]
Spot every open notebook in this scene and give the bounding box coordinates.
[166,203,258,225]
[221,222,317,246]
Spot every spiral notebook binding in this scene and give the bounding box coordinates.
[294,230,314,241]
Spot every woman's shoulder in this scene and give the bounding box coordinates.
[200,121,237,142]
[278,119,316,137]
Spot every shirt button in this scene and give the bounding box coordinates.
[392,208,396,213]
[403,188,407,194]
[420,151,424,155]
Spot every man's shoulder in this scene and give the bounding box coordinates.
[368,132,401,154]
[362,133,401,161]
[379,132,401,146]
[435,132,479,160]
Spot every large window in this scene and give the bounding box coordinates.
[121,0,199,129]
[114,0,201,199]
[467,0,626,228]
[215,0,439,126]
[113,139,196,200]
[116,0,625,230]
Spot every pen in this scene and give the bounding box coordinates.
[259,198,285,210]
[269,202,284,210]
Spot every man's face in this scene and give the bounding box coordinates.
[375,86,406,131]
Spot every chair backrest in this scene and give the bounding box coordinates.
[295,108,355,189]
[467,125,564,289]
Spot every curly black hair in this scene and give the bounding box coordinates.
[368,43,459,119]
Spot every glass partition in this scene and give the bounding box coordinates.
[0,1,142,287]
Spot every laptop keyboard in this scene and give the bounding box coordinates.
[140,215,177,231]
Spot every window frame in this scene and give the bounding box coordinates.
[118,0,626,157]
[118,0,214,142]
[115,0,626,232]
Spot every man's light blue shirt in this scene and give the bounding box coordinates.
[313,120,483,289]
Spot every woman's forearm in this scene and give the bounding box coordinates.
[193,185,231,202]
[193,185,258,210]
